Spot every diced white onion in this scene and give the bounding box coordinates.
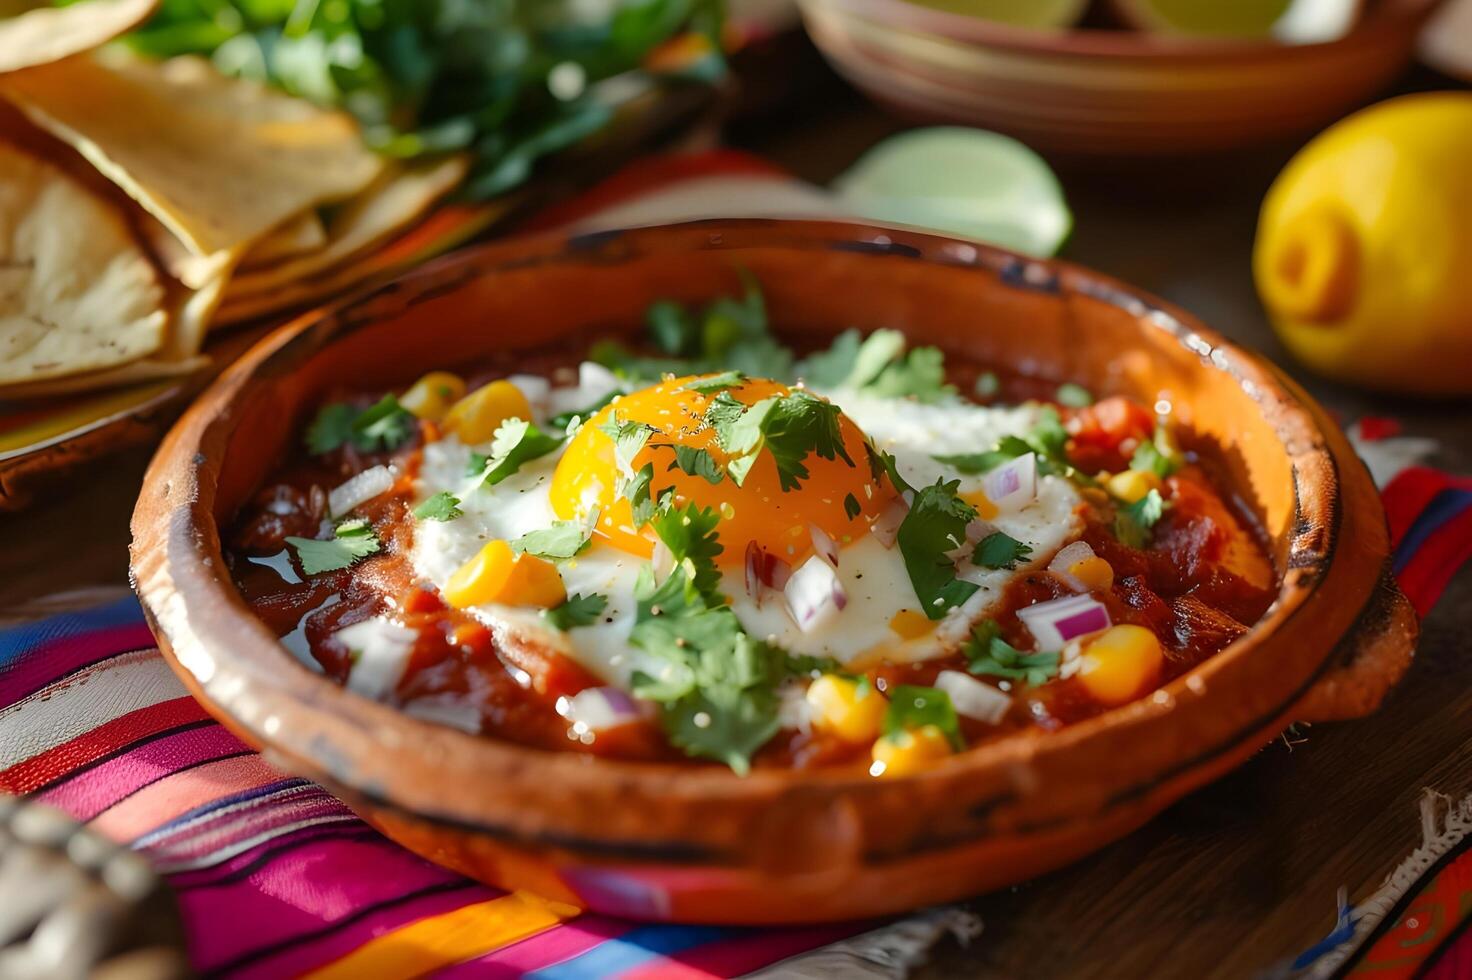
[1048,540,1097,592]
[507,374,551,416]
[985,452,1038,511]
[1016,594,1111,650]
[329,465,394,518]
[935,670,1012,725]
[403,694,482,733]
[784,555,848,633]
[965,517,998,546]
[560,686,643,732]
[337,617,418,700]
[651,539,675,583]
[809,523,840,567]
[777,682,814,733]
[870,497,909,548]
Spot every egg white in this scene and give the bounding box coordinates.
[408,369,1082,689]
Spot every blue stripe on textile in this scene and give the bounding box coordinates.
[0,595,145,664]
[527,925,735,980]
[131,778,315,846]
[1392,488,1472,575]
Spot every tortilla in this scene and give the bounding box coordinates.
[223,154,469,299]
[0,50,385,258]
[0,0,158,76]
[0,141,168,385]
[240,211,328,269]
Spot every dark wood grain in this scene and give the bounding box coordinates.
[0,51,1467,979]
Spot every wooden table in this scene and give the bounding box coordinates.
[2,52,1468,980]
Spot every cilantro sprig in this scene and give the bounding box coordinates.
[285,520,382,575]
[972,532,1033,570]
[1113,488,1167,549]
[798,328,954,403]
[964,621,1061,687]
[306,395,417,455]
[512,520,594,561]
[469,418,564,489]
[1130,439,1180,479]
[897,479,981,620]
[543,593,608,631]
[706,390,854,491]
[413,492,462,522]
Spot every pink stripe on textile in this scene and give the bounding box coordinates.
[173,830,492,976]
[144,784,356,872]
[618,924,868,980]
[436,915,635,978]
[0,622,157,709]
[89,754,287,843]
[37,723,249,821]
[1426,924,1472,980]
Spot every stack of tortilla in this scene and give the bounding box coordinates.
[0,0,472,399]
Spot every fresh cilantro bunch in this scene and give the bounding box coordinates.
[306,395,417,454]
[797,328,954,403]
[118,0,724,199]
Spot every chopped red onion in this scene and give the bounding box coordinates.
[784,555,848,633]
[1048,540,1097,592]
[870,497,909,548]
[1016,594,1111,649]
[330,465,394,518]
[935,670,1011,725]
[336,617,417,700]
[560,686,643,732]
[809,524,840,567]
[965,516,999,545]
[745,542,792,606]
[984,452,1037,511]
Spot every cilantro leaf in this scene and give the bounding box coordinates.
[626,463,667,527]
[932,449,1016,475]
[865,443,914,495]
[305,403,358,455]
[964,621,1060,686]
[666,445,725,485]
[305,395,417,455]
[972,532,1033,570]
[882,684,964,749]
[1114,488,1166,549]
[548,391,619,431]
[286,520,381,575]
[471,418,564,488]
[1130,439,1180,479]
[897,479,981,620]
[647,299,700,356]
[413,492,462,522]
[649,503,724,603]
[798,329,952,402]
[465,452,488,477]
[863,345,953,403]
[679,371,746,393]
[844,492,862,520]
[512,520,593,561]
[1055,383,1094,408]
[543,593,608,630]
[708,390,854,492]
[598,416,655,475]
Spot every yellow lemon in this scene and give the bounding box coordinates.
[1254,93,1472,396]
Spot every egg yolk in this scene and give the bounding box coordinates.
[549,375,897,566]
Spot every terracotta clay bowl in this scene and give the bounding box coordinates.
[130,220,1416,924]
[795,0,1444,155]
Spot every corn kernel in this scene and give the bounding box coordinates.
[959,490,999,520]
[888,609,935,640]
[870,725,952,777]
[443,380,533,445]
[1106,469,1161,504]
[1067,555,1115,592]
[400,372,467,421]
[443,540,566,610]
[806,675,887,742]
[1077,624,1163,706]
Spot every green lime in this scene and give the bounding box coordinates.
[900,0,1089,29]
[832,127,1072,258]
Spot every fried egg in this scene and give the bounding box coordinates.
[411,370,1082,688]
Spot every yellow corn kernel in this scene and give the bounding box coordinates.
[1077,624,1164,706]
[443,540,566,610]
[959,489,999,520]
[443,380,533,444]
[1067,555,1115,592]
[806,675,887,742]
[888,609,935,640]
[870,725,952,778]
[1106,469,1161,504]
[399,371,468,421]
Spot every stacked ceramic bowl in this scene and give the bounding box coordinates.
[796,0,1444,154]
